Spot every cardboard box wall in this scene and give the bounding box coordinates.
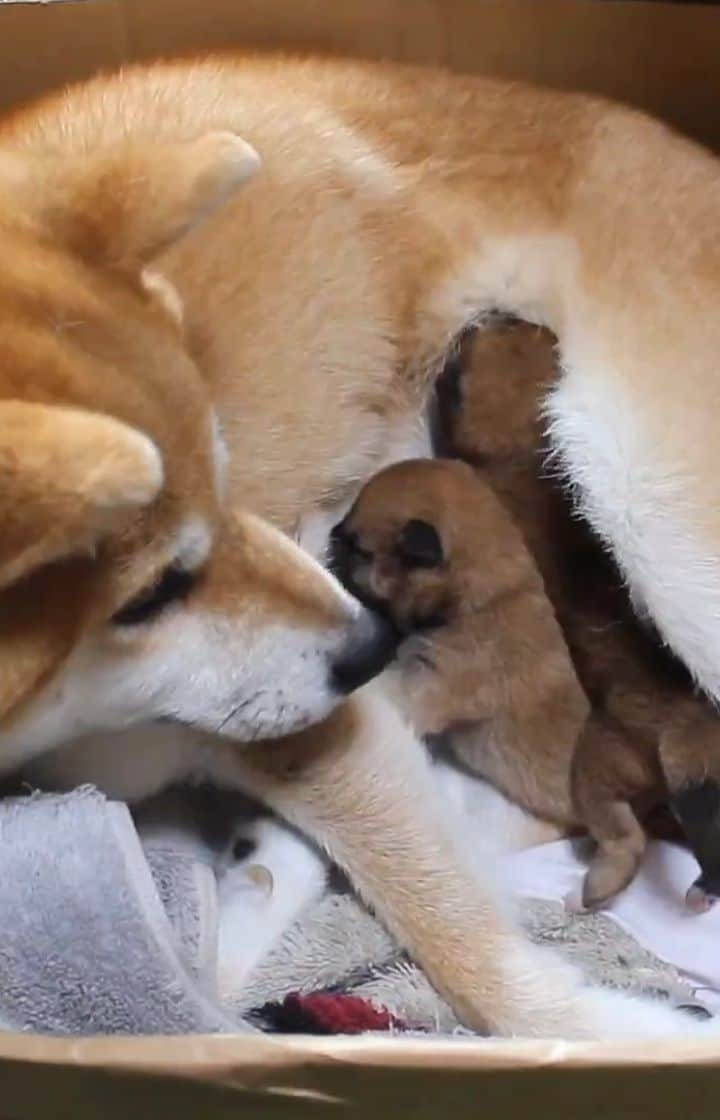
[1,0,720,1115]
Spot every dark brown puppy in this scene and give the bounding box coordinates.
[442,320,720,911]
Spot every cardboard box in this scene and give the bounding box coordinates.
[1,0,720,1114]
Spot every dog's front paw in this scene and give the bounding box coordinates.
[489,942,717,1042]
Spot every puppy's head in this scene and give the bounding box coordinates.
[0,127,396,762]
[330,458,533,634]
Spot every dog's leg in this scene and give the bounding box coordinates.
[41,699,718,1037]
[207,685,706,1039]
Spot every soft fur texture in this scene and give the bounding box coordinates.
[330,456,588,828]
[439,321,720,911]
[333,453,720,912]
[2,54,720,1040]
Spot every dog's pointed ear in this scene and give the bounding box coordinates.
[19,131,260,268]
[0,401,163,590]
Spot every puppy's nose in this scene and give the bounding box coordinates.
[331,608,399,694]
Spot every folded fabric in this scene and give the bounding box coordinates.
[215,802,703,1033]
[0,787,242,1035]
[145,849,218,990]
[227,874,698,1034]
[0,780,708,1038]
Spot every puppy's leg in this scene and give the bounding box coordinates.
[579,800,647,911]
[572,719,652,910]
[208,687,701,1040]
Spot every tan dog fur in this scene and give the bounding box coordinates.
[2,55,720,1040]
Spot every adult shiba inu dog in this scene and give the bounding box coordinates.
[1,53,720,1041]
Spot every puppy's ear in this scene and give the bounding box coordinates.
[0,400,163,590]
[16,131,260,269]
[397,519,444,568]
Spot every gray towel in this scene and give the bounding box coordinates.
[231,885,701,1033]
[234,892,396,1013]
[145,849,219,992]
[135,787,226,992]
[0,787,244,1035]
[0,782,703,1037]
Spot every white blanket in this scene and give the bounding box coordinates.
[217,759,720,1014]
[506,838,720,1012]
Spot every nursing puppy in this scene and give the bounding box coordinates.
[3,54,720,1040]
[441,321,720,911]
[330,456,588,827]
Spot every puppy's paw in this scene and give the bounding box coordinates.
[580,851,638,912]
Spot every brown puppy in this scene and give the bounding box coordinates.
[332,451,720,910]
[441,320,720,911]
[330,457,587,829]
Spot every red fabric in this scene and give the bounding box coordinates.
[258,991,406,1034]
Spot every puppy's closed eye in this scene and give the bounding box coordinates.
[396,519,444,568]
[332,523,370,554]
[112,565,198,626]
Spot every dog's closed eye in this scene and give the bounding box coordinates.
[112,565,198,626]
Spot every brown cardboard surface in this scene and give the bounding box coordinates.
[0,0,720,145]
[1,0,720,1111]
[2,1035,720,1119]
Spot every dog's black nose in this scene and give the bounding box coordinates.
[331,608,399,694]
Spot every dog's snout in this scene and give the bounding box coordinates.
[330,608,399,694]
